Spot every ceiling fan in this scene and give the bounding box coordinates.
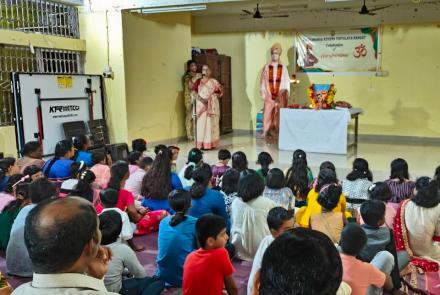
[241,4,289,19]
[330,0,392,16]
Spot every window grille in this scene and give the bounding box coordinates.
[0,0,79,38]
[0,45,82,125]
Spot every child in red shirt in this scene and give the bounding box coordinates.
[183,214,238,295]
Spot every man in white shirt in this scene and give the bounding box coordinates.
[12,197,118,295]
[247,207,293,295]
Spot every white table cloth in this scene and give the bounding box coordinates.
[279,108,352,154]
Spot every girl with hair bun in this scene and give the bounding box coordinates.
[310,184,347,244]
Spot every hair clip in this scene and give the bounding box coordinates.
[298,154,302,158]
[368,183,376,191]
[363,171,367,175]
[80,170,88,180]
[319,183,335,194]
[78,161,85,171]
[12,175,30,188]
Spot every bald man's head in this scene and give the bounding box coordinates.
[25,197,99,273]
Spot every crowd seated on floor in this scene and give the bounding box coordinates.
[1,137,440,295]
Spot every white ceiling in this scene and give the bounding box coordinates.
[190,0,440,33]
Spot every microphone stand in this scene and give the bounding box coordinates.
[192,93,197,149]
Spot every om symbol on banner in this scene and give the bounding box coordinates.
[353,44,367,58]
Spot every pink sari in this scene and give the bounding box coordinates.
[195,78,223,150]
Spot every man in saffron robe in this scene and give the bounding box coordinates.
[260,43,290,139]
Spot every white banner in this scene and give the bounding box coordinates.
[295,28,379,72]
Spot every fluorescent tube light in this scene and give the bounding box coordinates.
[140,5,207,14]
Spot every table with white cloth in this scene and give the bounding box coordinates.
[279,108,363,154]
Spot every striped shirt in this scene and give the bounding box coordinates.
[385,179,415,203]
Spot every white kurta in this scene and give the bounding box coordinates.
[405,201,440,263]
[230,196,276,261]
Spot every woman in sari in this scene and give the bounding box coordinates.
[395,177,440,266]
[192,65,223,150]
[394,177,440,293]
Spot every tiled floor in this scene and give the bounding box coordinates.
[172,133,440,182]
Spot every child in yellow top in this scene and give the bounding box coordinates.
[296,168,351,227]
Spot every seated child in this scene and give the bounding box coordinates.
[262,168,295,210]
[247,207,294,295]
[128,151,142,175]
[296,168,350,228]
[168,145,180,173]
[156,190,197,287]
[256,152,273,183]
[220,169,240,217]
[254,228,349,295]
[359,200,410,293]
[183,214,238,295]
[284,151,312,208]
[103,161,168,236]
[73,135,93,167]
[310,183,347,244]
[339,223,394,295]
[385,158,415,204]
[100,188,144,252]
[0,158,20,192]
[42,140,75,179]
[22,165,43,181]
[99,210,164,295]
[211,149,231,187]
[309,161,336,189]
[90,151,111,189]
[341,158,373,215]
[69,170,97,203]
[0,181,29,250]
[60,161,87,195]
[0,174,24,213]
[132,138,148,156]
[358,182,396,229]
[125,156,153,201]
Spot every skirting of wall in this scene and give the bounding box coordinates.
[142,131,440,149]
[357,134,440,146]
[147,136,188,148]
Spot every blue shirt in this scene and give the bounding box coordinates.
[75,150,93,167]
[6,204,36,277]
[156,215,197,286]
[171,173,183,190]
[142,198,175,214]
[0,176,9,192]
[187,187,230,231]
[42,158,74,179]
